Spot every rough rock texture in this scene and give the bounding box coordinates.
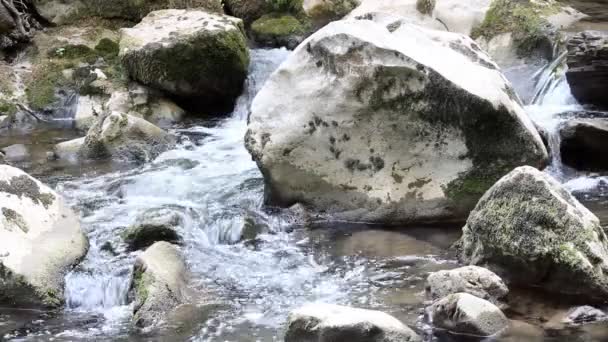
[348,0,492,36]
[429,293,509,337]
[0,166,88,308]
[473,0,584,64]
[305,0,360,26]
[123,208,183,251]
[106,83,186,128]
[74,95,104,131]
[251,14,307,49]
[285,303,422,342]
[426,266,508,304]
[457,166,608,300]
[34,0,223,24]
[566,30,608,109]
[119,9,249,109]
[79,112,175,163]
[224,0,269,24]
[245,17,547,224]
[130,241,191,328]
[560,118,608,171]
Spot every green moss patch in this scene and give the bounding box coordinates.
[471,0,559,57]
[0,100,17,116]
[251,14,306,39]
[27,39,123,111]
[95,38,119,59]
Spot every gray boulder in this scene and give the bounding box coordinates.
[457,166,608,300]
[429,293,509,337]
[560,118,608,171]
[426,266,508,304]
[79,112,175,163]
[245,16,547,224]
[119,9,249,109]
[130,241,191,328]
[1,144,29,163]
[285,303,422,342]
[0,166,88,308]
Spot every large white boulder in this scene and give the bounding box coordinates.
[0,166,88,307]
[285,303,421,342]
[245,17,548,224]
[458,166,608,300]
[119,9,249,108]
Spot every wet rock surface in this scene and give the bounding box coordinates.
[78,112,175,164]
[129,241,192,328]
[0,165,88,308]
[560,118,608,171]
[285,303,422,342]
[566,30,608,108]
[123,208,183,251]
[429,292,509,337]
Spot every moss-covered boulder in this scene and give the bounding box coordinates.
[251,14,307,49]
[457,166,608,301]
[79,112,175,163]
[129,241,192,328]
[224,0,270,24]
[34,0,223,24]
[472,0,584,63]
[305,0,360,26]
[245,16,547,225]
[119,9,249,109]
[0,166,88,308]
[123,208,183,251]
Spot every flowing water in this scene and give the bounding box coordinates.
[3,47,608,341]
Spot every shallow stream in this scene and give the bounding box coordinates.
[1,47,608,342]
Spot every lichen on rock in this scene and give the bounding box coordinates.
[457,166,608,301]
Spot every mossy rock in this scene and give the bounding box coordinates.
[307,0,359,25]
[94,38,119,58]
[251,14,308,48]
[471,0,560,58]
[36,0,224,24]
[120,10,250,109]
[0,100,17,116]
[458,166,608,301]
[26,39,124,111]
[224,0,271,24]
